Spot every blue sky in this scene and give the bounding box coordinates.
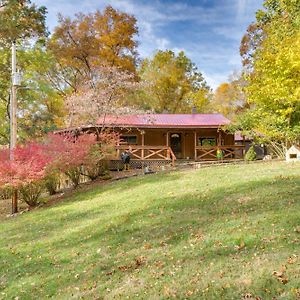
[33,0,263,89]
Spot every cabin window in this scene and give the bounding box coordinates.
[120,135,137,145]
[199,137,216,146]
[289,154,297,159]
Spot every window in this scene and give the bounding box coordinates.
[290,154,297,159]
[199,137,216,146]
[120,135,137,145]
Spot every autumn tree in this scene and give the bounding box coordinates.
[212,73,247,119]
[0,142,52,206]
[137,50,211,113]
[48,6,138,92]
[65,65,141,135]
[238,0,300,156]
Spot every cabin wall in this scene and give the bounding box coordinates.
[144,130,166,146]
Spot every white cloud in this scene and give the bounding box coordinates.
[33,0,263,89]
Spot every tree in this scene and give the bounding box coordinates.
[238,0,300,156]
[0,0,47,45]
[65,65,141,134]
[212,73,247,118]
[0,142,52,206]
[137,50,211,113]
[45,133,117,187]
[0,0,50,144]
[0,44,65,144]
[48,6,138,92]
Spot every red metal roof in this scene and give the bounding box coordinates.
[97,114,230,128]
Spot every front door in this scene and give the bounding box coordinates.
[170,133,182,158]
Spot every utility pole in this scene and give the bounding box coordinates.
[10,40,19,214]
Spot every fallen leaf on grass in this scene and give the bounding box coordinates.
[287,255,297,264]
[294,226,300,233]
[144,243,152,250]
[118,265,130,272]
[234,240,245,251]
[185,290,194,297]
[242,293,261,300]
[273,265,289,284]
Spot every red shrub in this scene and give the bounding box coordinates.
[0,143,51,189]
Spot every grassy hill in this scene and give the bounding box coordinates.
[0,162,300,299]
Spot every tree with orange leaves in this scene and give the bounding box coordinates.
[48,6,138,92]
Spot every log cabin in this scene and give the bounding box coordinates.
[59,113,245,168]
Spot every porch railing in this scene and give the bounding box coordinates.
[116,145,177,166]
[195,145,245,160]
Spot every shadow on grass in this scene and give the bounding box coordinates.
[0,172,299,299]
[4,173,299,252]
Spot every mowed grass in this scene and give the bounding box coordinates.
[0,162,300,299]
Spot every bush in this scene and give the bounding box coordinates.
[100,170,112,181]
[45,173,61,195]
[84,160,110,181]
[19,182,45,207]
[245,145,257,161]
[0,187,12,200]
[65,167,82,188]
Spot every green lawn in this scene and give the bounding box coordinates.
[0,162,300,299]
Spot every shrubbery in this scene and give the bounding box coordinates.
[0,132,117,208]
[245,145,257,161]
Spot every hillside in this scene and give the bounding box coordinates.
[0,162,300,299]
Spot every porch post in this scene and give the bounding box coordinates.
[218,130,222,146]
[242,135,245,157]
[166,131,169,147]
[141,130,145,160]
[117,134,120,159]
[166,131,170,160]
[194,131,197,160]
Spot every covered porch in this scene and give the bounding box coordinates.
[113,128,245,165]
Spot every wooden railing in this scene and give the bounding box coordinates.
[195,145,245,160]
[116,145,177,166]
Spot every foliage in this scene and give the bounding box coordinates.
[0,0,47,45]
[238,0,300,154]
[0,0,47,145]
[0,142,51,188]
[212,73,247,119]
[0,186,12,200]
[65,66,141,132]
[245,145,257,161]
[0,1,49,144]
[45,173,61,195]
[137,50,211,113]
[0,43,64,145]
[0,142,51,206]
[0,162,299,298]
[48,6,138,91]
[19,181,44,207]
[45,133,117,187]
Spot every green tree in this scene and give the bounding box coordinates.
[238,0,300,156]
[0,44,65,144]
[0,0,47,45]
[0,1,65,144]
[137,50,211,113]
